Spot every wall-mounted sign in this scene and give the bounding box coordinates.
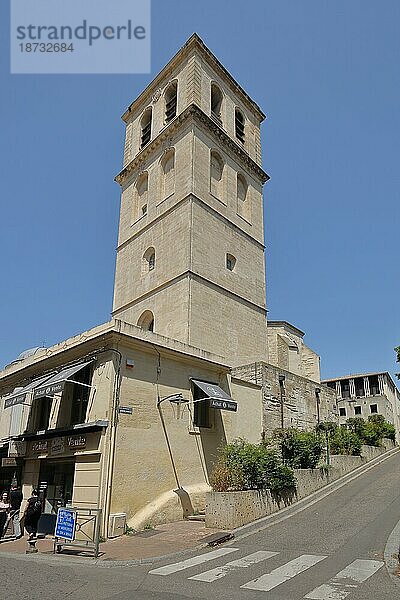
[118,406,133,415]
[32,440,48,453]
[33,381,65,398]
[8,440,26,458]
[2,458,17,467]
[67,435,86,449]
[4,394,27,409]
[210,398,238,412]
[50,437,65,456]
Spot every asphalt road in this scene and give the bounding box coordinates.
[1,451,400,600]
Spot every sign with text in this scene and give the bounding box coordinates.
[118,406,133,415]
[55,508,77,541]
[210,398,238,412]
[4,393,26,409]
[2,458,18,467]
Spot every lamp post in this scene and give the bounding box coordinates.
[278,374,286,429]
[315,387,321,424]
[157,393,189,489]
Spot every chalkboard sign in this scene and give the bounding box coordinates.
[55,508,77,541]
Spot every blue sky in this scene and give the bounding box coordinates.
[0,0,399,380]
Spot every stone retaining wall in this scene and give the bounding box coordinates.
[205,441,395,529]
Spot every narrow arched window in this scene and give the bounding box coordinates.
[235,108,245,143]
[161,148,175,199]
[211,83,223,123]
[165,81,178,123]
[142,247,156,273]
[137,310,154,332]
[237,173,251,221]
[226,253,236,271]
[140,107,152,148]
[210,151,224,199]
[133,171,148,221]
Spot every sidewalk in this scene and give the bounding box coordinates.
[0,520,220,562]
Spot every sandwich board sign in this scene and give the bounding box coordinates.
[55,508,77,541]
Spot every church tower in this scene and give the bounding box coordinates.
[113,34,269,366]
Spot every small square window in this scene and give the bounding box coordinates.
[354,406,361,415]
[339,407,346,417]
[370,404,378,414]
[141,204,147,215]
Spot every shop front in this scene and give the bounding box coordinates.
[17,425,107,514]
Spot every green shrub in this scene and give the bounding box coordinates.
[210,439,295,493]
[277,429,323,469]
[329,426,362,455]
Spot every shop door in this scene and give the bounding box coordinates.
[39,461,75,514]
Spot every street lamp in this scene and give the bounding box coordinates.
[315,387,321,424]
[278,374,286,429]
[157,393,189,489]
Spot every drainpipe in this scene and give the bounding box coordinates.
[102,347,122,537]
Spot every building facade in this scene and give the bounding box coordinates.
[322,372,400,438]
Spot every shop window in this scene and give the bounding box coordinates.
[211,83,223,123]
[235,108,245,143]
[165,81,178,123]
[140,107,152,148]
[193,383,211,429]
[370,404,378,414]
[354,406,362,415]
[339,407,346,417]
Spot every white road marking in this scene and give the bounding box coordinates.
[304,559,384,600]
[149,547,239,576]
[189,550,278,582]
[241,554,327,591]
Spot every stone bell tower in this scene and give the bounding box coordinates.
[112,34,269,366]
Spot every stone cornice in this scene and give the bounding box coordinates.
[122,33,265,123]
[115,103,269,187]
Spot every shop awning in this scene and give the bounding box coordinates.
[3,374,56,409]
[191,379,237,412]
[33,361,92,399]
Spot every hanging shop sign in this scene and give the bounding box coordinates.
[209,398,238,412]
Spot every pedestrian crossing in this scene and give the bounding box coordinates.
[148,548,384,598]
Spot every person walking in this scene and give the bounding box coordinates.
[0,492,11,538]
[9,482,23,539]
[23,489,42,540]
